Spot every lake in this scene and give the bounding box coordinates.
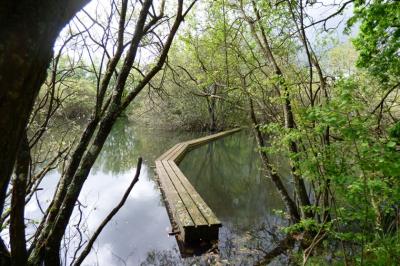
[24,119,287,265]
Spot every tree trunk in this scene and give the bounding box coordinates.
[10,131,30,266]
[0,0,89,218]
[248,97,300,222]
[28,1,191,263]
[245,1,312,218]
[43,112,118,265]
[208,84,217,132]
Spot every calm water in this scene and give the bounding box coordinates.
[24,120,287,265]
[179,131,284,233]
[179,131,286,264]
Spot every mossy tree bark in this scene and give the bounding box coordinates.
[0,0,89,230]
[0,2,88,264]
[27,1,194,264]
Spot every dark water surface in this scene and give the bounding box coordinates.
[179,131,286,263]
[24,121,286,265]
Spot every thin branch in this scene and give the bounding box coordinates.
[73,157,142,266]
[371,82,400,115]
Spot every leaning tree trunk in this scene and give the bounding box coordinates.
[10,131,30,266]
[243,0,312,218]
[248,96,300,222]
[28,1,192,264]
[0,0,89,221]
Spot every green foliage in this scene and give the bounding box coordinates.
[59,78,96,120]
[262,70,400,264]
[348,0,400,82]
[327,42,358,77]
[135,0,248,130]
[130,1,400,264]
[363,233,400,266]
[283,218,332,235]
[389,122,400,141]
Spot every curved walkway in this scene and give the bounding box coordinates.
[155,128,241,249]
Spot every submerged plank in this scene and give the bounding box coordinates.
[167,161,221,226]
[157,143,183,161]
[168,143,189,162]
[156,161,194,228]
[155,128,241,248]
[185,128,241,150]
[161,160,208,227]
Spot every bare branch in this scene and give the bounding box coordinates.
[73,157,142,266]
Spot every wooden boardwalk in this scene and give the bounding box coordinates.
[155,128,241,247]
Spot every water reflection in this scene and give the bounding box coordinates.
[79,121,203,265]
[92,119,201,175]
[25,119,203,265]
[179,131,287,264]
[25,122,287,265]
[179,131,284,233]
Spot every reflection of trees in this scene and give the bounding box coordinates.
[92,118,205,175]
[179,131,285,232]
[92,118,140,175]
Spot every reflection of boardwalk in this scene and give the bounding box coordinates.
[155,128,241,254]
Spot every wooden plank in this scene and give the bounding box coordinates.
[156,145,177,161]
[172,129,241,164]
[184,128,241,150]
[161,160,209,227]
[159,129,241,162]
[157,144,180,161]
[156,128,241,247]
[169,143,189,162]
[157,143,182,161]
[155,161,194,228]
[164,143,186,161]
[156,161,193,227]
[190,128,240,144]
[167,161,221,226]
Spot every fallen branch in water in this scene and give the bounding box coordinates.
[255,235,295,266]
[73,157,143,266]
